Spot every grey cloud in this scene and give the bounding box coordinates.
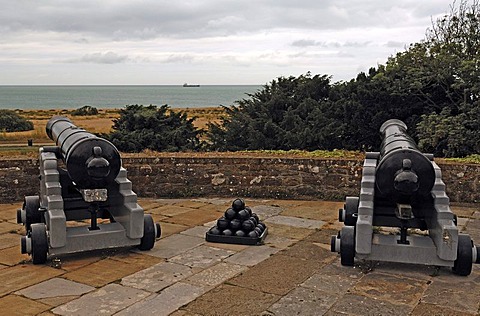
[291,39,318,47]
[163,54,196,63]
[386,41,407,48]
[291,39,370,48]
[74,52,129,64]
[0,0,453,41]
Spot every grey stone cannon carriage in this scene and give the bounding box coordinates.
[331,119,480,275]
[17,116,160,264]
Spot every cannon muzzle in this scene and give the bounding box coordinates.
[46,116,121,189]
[375,119,435,203]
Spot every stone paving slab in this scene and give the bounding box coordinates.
[157,222,190,238]
[121,261,196,292]
[250,205,283,219]
[184,262,247,287]
[327,293,413,316]
[192,197,231,206]
[147,234,205,259]
[52,284,150,315]
[229,254,321,296]
[280,240,336,262]
[267,286,338,316]
[2,198,480,316]
[465,218,480,241]
[180,225,210,238]
[263,234,297,249]
[162,209,223,227]
[182,284,280,316]
[265,222,315,240]
[173,200,213,209]
[0,232,20,250]
[62,257,151,288]
[0,264,64,297]
[0,203,19,221]
[16,278,95,299]
[0,245,30,266]
[0,221,21,234]
[151,205,195,217]
[280,201,343,221]
[264,215,325,229]
[168,245,235,268]
[411,302,477,316]
[421,273,480,313]
[301,262,363,295]
[223,244,279,266]
[351,272,428,306]
[117,282,207,316]
[204,240,249,252]
[0,294,51,316]
[108,251,164,267]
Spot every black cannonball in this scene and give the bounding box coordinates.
[257,222,266,230]
[222,229,233,236]
[237,209,250,221]
[217,217,230,230]
[232,198,245,212]
[248,230,259,238]
[235,230,246,237]
[249,216,258,226]
[209,226,221,235]
[254,227,263,235]
[245,207,253,216]
[224,207,236,220]
[229,219,242,230]
[241,219,255,232]
[252,213,260,224]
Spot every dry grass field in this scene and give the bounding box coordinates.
[0,107,226,157]
[1,107,225,143]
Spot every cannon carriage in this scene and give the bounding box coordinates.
[17,116,160,264]
[331,119,479,275]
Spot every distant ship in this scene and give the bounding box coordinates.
[183,83,200,87]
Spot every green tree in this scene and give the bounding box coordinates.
[0,110,34,132]
[207,73,337,151]
[107,104,202,152]
[417,109,480,157]
[414,0,480,156]
[207,0,480,157]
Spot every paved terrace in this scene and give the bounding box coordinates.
[0,198,479,316]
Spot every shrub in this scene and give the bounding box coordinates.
[71,105,98,116]
[0,110,34,132]
[106,104,202,152]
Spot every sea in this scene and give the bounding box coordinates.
[0,85,261,110]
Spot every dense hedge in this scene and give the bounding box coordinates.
[206,0,480,157]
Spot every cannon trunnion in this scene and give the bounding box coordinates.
[17,116,161,264]
[331,119,480,276]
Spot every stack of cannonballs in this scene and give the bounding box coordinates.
[206,198,267,245]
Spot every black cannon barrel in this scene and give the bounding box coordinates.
[46,116,121,189]
[375,119,435,201]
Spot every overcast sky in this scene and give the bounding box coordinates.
[0,0,456,85]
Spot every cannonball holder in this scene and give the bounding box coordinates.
[206,199,268,245]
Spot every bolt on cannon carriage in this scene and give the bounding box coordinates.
[17,116,161,264]
[331,119,480,275]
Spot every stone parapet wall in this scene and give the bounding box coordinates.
[1,156,479,204]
